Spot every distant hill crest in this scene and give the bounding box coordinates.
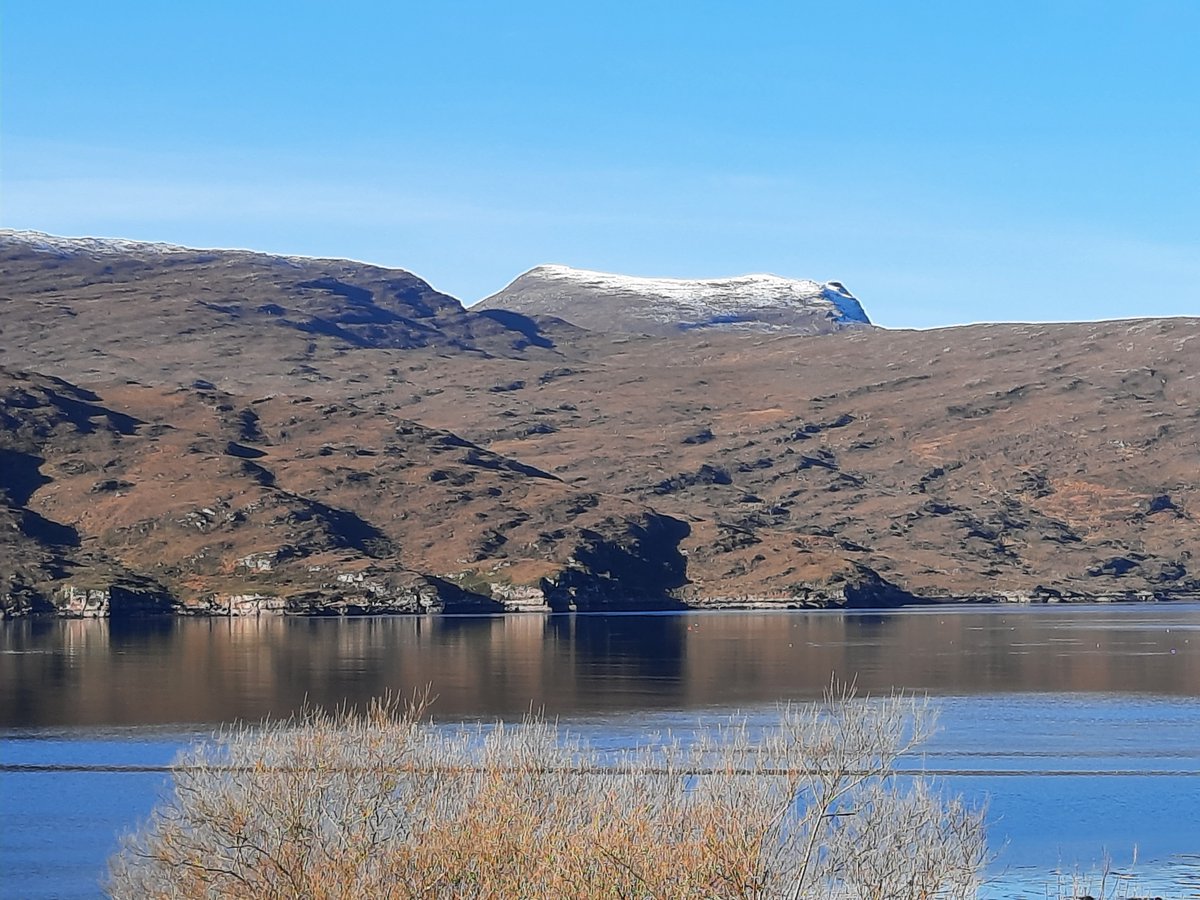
[1,229,196,258]
[476,264,871,335]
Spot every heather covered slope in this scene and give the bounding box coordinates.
[0,230,564,385]
[400,318,1200,604]
[0,367,692,615]
[2,233,1197,616]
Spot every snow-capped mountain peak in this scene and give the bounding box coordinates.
[476,265,871,335]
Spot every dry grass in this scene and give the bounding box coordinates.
[107,687,986,899]
[1044,849,1159,900]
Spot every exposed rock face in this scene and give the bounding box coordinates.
[799,565,925,609]
[52,578,176,617]
[2,232,1199,616]
[475,265,870,335]
[682,564,923,611]
[540,513,691,611]
[271,573,503,617]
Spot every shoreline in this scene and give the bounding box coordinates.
[5,587,1198,620]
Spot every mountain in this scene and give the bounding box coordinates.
[2,232,1198,617]
[0,230,561,387]
[474,265,870,335]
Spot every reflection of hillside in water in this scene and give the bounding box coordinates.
[1,608,1198,728]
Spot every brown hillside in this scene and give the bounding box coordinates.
[2,233,1197,615]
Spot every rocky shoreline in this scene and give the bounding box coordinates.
[5,575,1198,620]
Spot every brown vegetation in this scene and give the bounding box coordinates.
[106,688,986,899]
[2,234,1199,614]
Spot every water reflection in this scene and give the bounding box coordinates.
[1,606,1198,728]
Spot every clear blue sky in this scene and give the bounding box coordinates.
[2,1,1196,327]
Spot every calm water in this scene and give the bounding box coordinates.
[2,605,1199,898]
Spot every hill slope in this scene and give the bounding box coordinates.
[0,230,562,387]
[2,233,1197,616]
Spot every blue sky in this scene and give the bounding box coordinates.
[2,1,1196,328]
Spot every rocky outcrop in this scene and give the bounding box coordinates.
[51,577,177,617]
[540,514,692,611]
[0,573,53,618]
[818,565,926,609]
[274,573,502,616]
[682,565,923,610]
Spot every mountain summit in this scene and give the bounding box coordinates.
[475,265,870,335]
[0,229,561,371]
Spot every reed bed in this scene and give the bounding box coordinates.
[107,686,986,899]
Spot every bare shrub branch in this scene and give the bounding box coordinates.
[106,685,986,899]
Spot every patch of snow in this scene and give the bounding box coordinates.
[518,265,869,324]
[0,230,195,257]
[0,230,321,272]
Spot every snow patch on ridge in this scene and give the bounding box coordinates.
[519,265,870,325]
[0,230,195,257]
[0,230,316,271]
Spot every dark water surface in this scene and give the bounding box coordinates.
[2,605,1199,898]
